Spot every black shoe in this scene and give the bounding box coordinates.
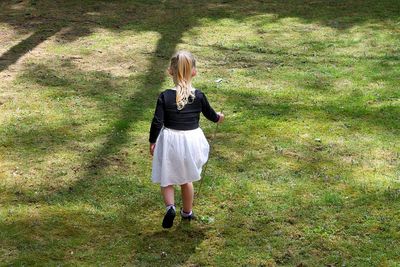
[162,207,176,228]
[180,209,196,221]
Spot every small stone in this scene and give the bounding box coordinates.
[314,138,321,142]
[215,78,223,83]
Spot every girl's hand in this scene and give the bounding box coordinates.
[150,143,156,156]
[217,112,225,123]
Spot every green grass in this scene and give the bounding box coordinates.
[0,0,399,266]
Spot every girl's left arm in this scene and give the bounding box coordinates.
[200,92,220,123]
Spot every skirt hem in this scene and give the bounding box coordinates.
[154,176,202,187]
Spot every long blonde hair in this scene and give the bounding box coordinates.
[169,50,196,110]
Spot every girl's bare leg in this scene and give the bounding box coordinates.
[161,185,175,206]
[180,182,194,213]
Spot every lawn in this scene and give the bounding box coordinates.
[0,0,399,266]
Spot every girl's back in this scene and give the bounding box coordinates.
[149,88,219,143]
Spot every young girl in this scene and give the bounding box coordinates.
[149,50,224,229]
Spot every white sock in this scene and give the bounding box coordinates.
[180,209,192,217]
[166,205,175,212]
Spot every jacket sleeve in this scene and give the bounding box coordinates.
[200,92,219,123]
[149,93,165,143]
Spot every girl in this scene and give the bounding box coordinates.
[149,50,224,229]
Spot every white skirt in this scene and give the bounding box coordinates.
[151,127,210,187]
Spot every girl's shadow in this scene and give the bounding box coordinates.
[134,222,206,266]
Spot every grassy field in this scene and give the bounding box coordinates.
[0,0,399,266]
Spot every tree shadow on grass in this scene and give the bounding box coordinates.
[1,0,399,72]
[213,72,400,134]
[0,206,206,265]
[0,208,135,265]
[0,118,81,159]
[134,224,206,266]
[0,28,59,72]
[215,183,400,266]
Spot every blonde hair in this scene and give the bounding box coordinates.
[169,50,196,110]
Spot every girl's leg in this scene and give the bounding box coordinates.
[161,185,175,206]
[161,185,176,228]
[180,182,194,213]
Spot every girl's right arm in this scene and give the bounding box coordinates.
[149,93,165,144]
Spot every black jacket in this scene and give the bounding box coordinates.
[149,89,219,143]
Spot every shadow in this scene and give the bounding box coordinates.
[0,205,206,265]
[0,28,59,72]
[134,224,206,266]
[215,77,400,134]
[215,178,400,266]
[0,208,136,265]
[20,61,124,106]
[1,0,399,74]
[0,118,79,158]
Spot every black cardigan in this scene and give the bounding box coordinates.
[149,89,219,143]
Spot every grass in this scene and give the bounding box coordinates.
[0,0,399,266]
